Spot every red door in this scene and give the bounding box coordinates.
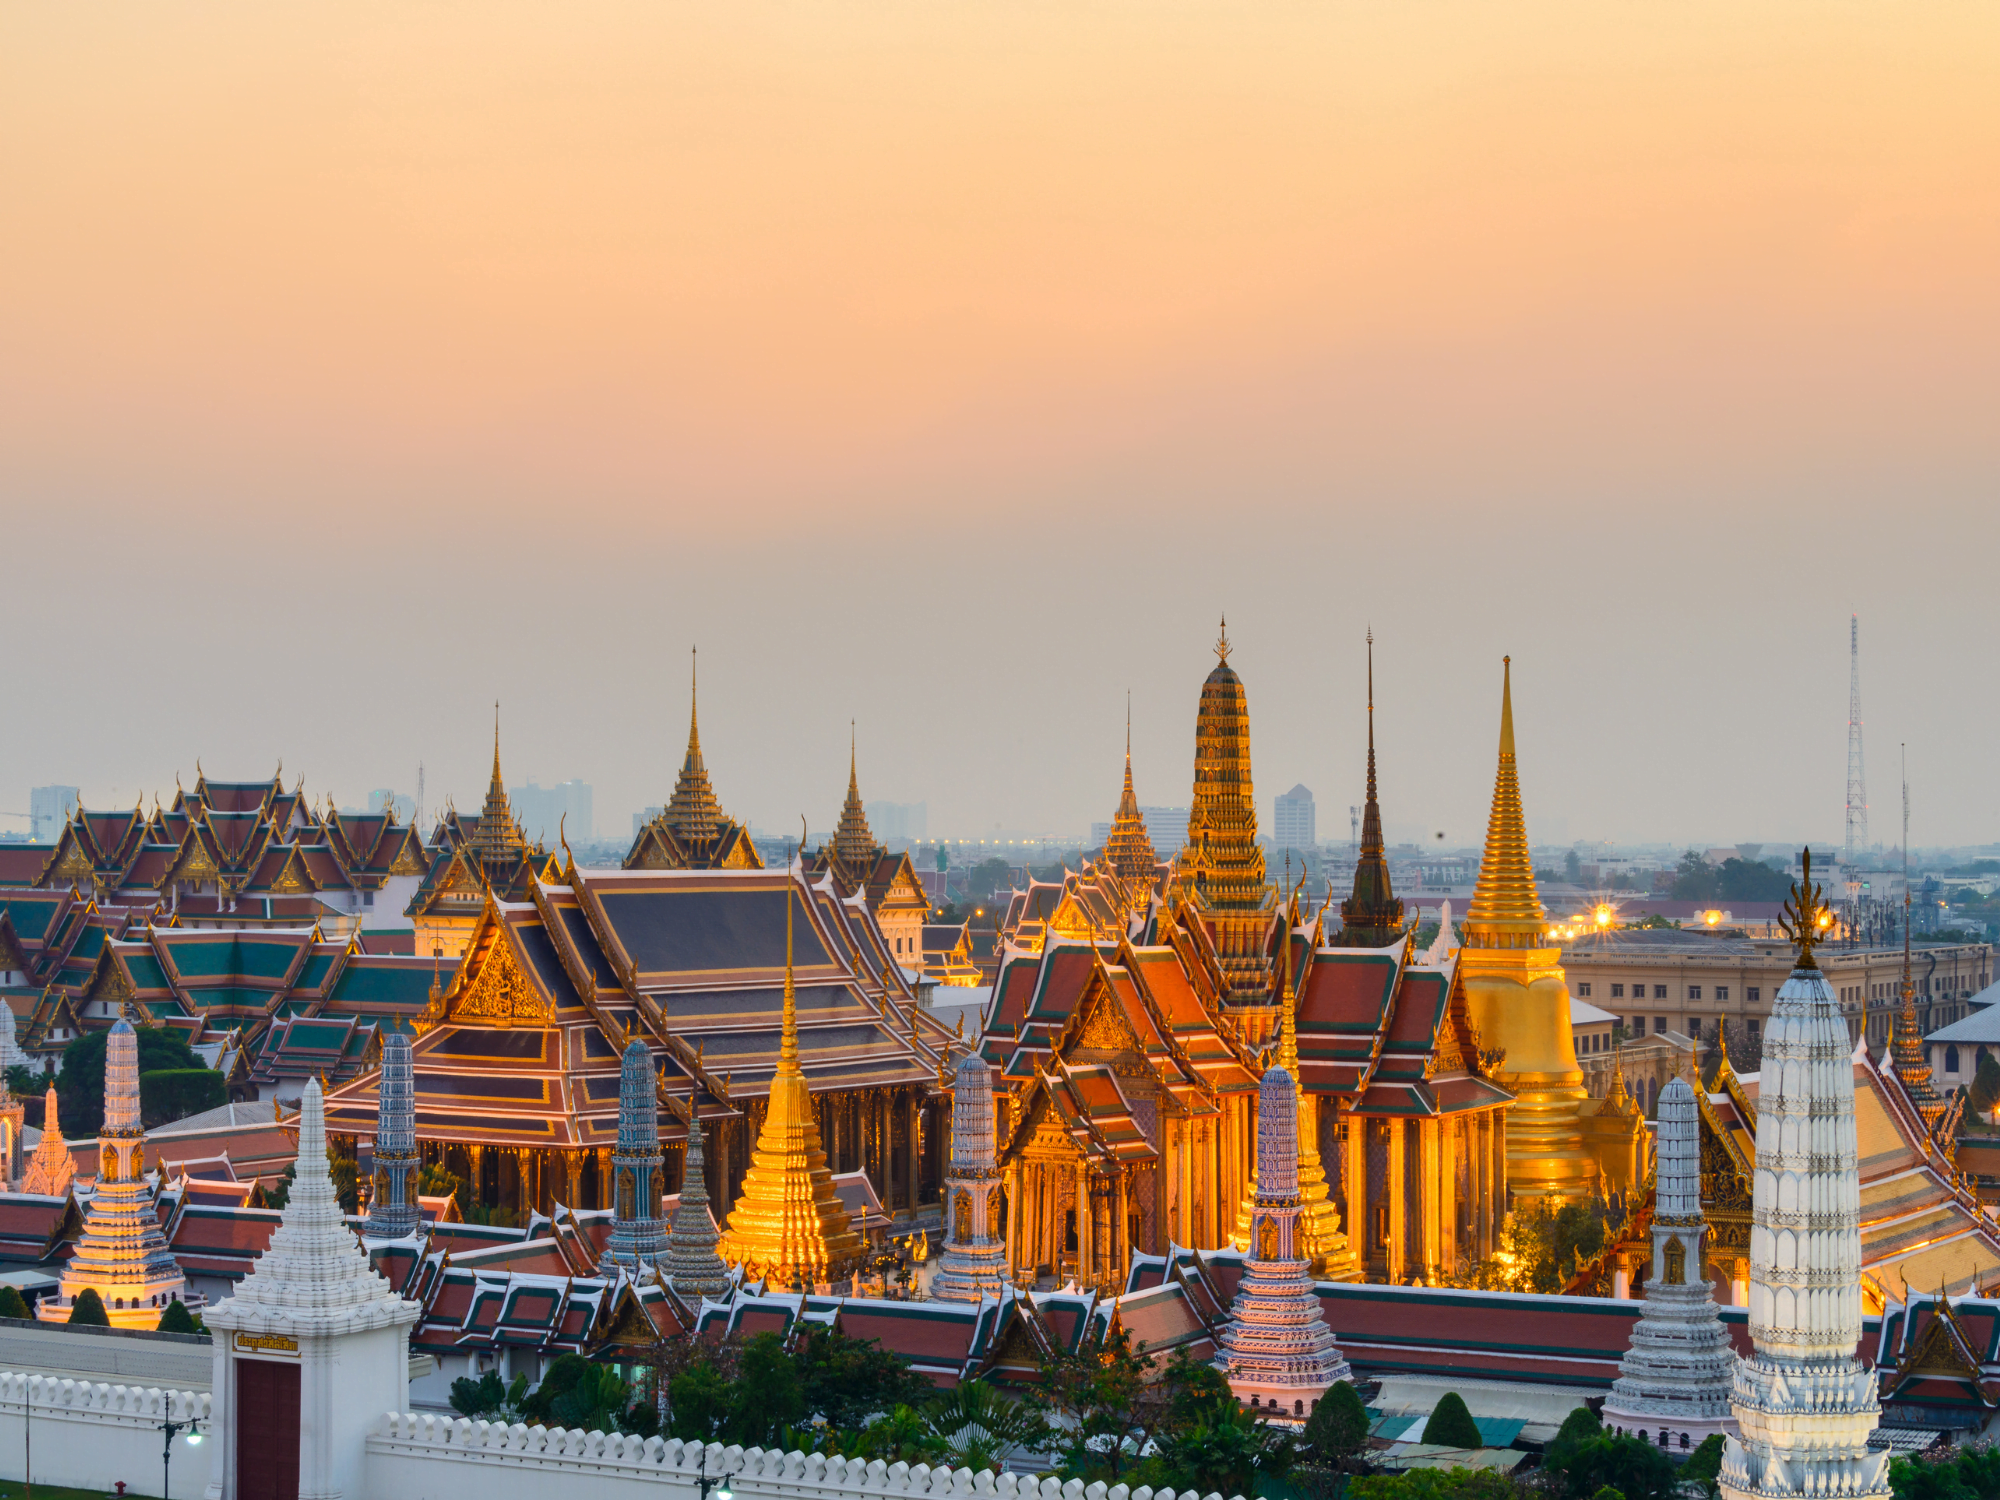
[234,1359,301,1500]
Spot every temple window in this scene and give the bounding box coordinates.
[1578,983,1591,997]
[1688,985,1701,1001]
[1612,984,1624,998]
[1716,986,1728,1001]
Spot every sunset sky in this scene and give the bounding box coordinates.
[3,1,1996,850]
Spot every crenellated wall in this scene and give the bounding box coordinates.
[0,1371,212,1499]
[365,1421,1248,1500]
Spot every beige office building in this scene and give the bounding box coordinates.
[1560,928,1992,1064]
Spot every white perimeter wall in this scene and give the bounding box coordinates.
[0,1372,211,1500]
[367,1421,1246,1500]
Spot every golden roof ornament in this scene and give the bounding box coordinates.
[1778,848,1832,971]
[832,722,877,871]
[661,646,728,845]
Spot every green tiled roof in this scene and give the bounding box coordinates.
[328,961,435,1010]
[296,951,338,991]
[124,952,171,991]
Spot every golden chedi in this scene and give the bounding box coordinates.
[716,876,864,1288]
[1457,658,1599,1203]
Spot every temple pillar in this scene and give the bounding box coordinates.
[1202,1120,1218,1248]
[1386,1121,1407,1282]
[468,1144,486,1209]
[1345,1109,1366,1266]
[1004,1161,1020,1275]
[905,1090,920,1220]
[1731,1256,1749,1307]
[1074,1162,1091,1287]
[1115,1169,1129,1283]
[1094,1187,1112,1284]
[1178,1115,1194,1248]
[1430,1119,1451,1282]
[564,1151,582,1210]
[1492,1108,1509,1245]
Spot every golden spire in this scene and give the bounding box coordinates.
[1463,657,1546,949]
[1103,692,1158,906]
[1215,614,1231,663]
[664,646,726,844]
[832,722,876,869]
[1779,848,1832,971]
[715,865,863,1287]
[477,702,526,871]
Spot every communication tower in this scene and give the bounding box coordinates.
[1845,615,1868,867]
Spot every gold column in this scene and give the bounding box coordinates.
[1439,1121,1458,1280]
[1386,1121,1406,1283]
[1003,1161,1019,1274]
[1074,1162,1091,1287]
[1202,1121,1218,1248]
[1418,1120,1440,1284]
[468,1144,486,1209]
[1115,1169,1130,1283]
[1345,1108,1367,1265]
[1178,1117,1194,1249]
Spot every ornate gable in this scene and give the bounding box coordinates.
[449,922,550,1028]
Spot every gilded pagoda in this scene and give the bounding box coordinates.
[1100,700,1161,917]
[1173,620,1279,1017]
[804,729,930,971]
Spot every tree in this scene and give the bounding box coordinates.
[157,1298,205,1334]
[1544,1433,1678,1500]
[57,1026,213,1138]
[667,1357,736,1442]
[725,1331,806,1445]
[450,1369,527,1420]
[1565,850,1584,883]
[1030,1320,1171,1483]
[1420,1391,1482,1449]
[140,1069,226,1127]
[1302,1380,1370,1460]
[329,1156,360,1215]
[1151,1354,1293,1496]
[1683,1434,1725,1498]
[1716,858,1790,902]
[1546,1404,1602,1464]
[1671,852,1720,902]
[967,859,1012,902]
[794,1325,932,1430]
[1971,1054,2000,1118]
[549,1364,635,1433]
[68,1287,109,1326]
[0,1286,30,1320]
[922,1380,1049,1472]
[1349,1467,1530,1500]
[520,1353,593,1425]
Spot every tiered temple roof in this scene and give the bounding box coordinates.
[1335,633,1404,948]
[625,651,762,872]
[1101,703,1162,916]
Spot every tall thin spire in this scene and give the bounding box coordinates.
[1338,629,1404,946]
[1104,692,1158,906]
[478,703,526,870]
[1464,656,1545,947]
[664,645,725,843]
[832,721,876,870]
[1892,750,1946,1125]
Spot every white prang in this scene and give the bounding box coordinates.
[1602,1074,1737,1451]
[204,1077,418,1500]
[1719,962,1890,1500]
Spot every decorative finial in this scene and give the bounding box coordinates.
[782,848,800,1070]
[1779,847,1832,971]
[1215,615,1231,663]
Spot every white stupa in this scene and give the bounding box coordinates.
[1602,1073,1736,1450]
[1719,854,1890,1500]
[931,1051,1008,1302]
[204,1077,419,1500]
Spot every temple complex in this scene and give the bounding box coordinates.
[326,859,955,1228]
[1172,621,1279,1011]
[625,651,763,872]
[714,883,865,1286]
[932,1051,1007,1302]
[38,1015,199,1327]
[1457,659,1601,1203]
[1720,855,1891,1500]
[1212,1064,1352,1415]
[1602,1073,1736,1449]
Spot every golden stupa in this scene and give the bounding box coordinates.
[1456,658,1599,1203]
[715,874,864,1287]
[1101,697,1159,915]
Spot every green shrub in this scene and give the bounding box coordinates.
[1304,1380,1370,1459]
[1546,1433,1678,1500]
[157,1298,204,1333]
[0,1286,30,1320]
[68,1288,109,1326]
[1421,1392,1482,1449]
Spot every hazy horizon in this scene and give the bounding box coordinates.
[5,2,1996,850]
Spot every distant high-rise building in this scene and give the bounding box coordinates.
[1273,783,1315,855]
[867,800,928,844]
[1089,821,1113,848]
[29,786,78,843]
[633,804,664,838]
[1141,806,1190,855]
[363,789,416,822]
[513,779,592,846]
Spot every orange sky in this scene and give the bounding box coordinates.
[3,1,1997,846]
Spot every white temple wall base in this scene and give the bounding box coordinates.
[0,1372,210,1499]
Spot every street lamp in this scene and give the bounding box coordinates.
[160,1411,202,1499]
[694,1443,734,1500]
